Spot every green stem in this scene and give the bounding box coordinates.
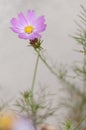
[35,49,58,78]
[31,51,39,93]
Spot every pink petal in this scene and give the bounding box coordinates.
[18,33,29,39]
[18,13,28,26]
[18,32,41,40]
[26,10,36,24]
[35,24,47,33]
[11,18,22,28]
[29,32,41,40]
[35,16,45,25]
[10,27,20,33]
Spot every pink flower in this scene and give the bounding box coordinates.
[10,10,46,40]
[12,117,35,130]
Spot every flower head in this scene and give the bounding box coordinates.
[10,10,46,40]
[0,112,16,130]
[12,117,35,130]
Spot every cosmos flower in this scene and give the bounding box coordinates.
[0,112,35,130]
[0,112,16,130]
[10,10,46,40]
[12,117,35,130]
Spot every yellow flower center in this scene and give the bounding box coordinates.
[0,114,15,129]
[24,26,34,34]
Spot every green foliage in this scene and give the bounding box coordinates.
[73,5,86,55]
[58,5,86,130]
[16,87,57,125]
[65,120,73,130]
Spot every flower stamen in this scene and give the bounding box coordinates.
[24,26,34,34]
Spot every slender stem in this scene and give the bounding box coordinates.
[31,50,40,130]
[31,51,39,92]
[35,49,58,79]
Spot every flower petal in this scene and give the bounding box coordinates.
[35,23,47,33]
[12,118,35,130]
[10,27,24,33]
[11,18,22,28]
[34,16,46,32]
[35,16,45,25]
[18,13,28,26]
[29,32,41,40]
[26,10,36,24]
[18,32,41,40]
[18,33,29,39]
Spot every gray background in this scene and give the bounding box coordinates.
[0,0,85,102]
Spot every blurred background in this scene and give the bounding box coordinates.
[0,0,85,106]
